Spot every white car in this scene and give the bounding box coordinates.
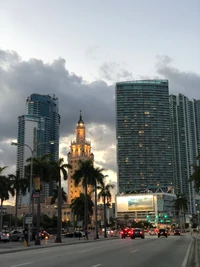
[0,232,10,243]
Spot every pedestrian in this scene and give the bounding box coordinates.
[85,229,88,240]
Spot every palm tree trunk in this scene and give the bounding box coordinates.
[0,199,3,232]
[84,183,88,232]
[103,196,107,238]
[94,182,99,239]
[55,173,62,243]
[35,194,41,245]
[15,190,18,228]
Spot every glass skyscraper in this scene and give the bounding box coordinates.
[169,94,200,214]
[115,80,173,193]
[17,94,60,205]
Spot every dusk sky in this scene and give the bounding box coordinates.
[0,0,199,201]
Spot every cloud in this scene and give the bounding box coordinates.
[0,48,116,176]
[0,48,199,182]
[99,61,133,82]
[156,55,200,98]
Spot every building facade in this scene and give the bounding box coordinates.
[17,94,60,205]
[169,94,200,214]
[115,80,173,193]
[67,111,94,203]
[115,193,176,226]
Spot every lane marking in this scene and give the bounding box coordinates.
[182,239,193,267]
[81,248,94,252]
[130,249,138,253]
[11,262,33,267]
[92,265,102,267]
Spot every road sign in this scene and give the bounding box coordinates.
[32,192,40,198]
[77,220,83,227]
[25,214,33,224]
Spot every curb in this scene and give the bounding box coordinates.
[0,237,119,255]
[182,238,194,267]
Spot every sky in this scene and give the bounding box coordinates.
[0,0,200,203]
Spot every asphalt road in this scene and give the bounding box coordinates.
[0,235,192,267]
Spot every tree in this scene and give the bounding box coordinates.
[50,186,67,205]
[0,169,15,231]
[91,167,105,239]
[174,195,187,232]
[8,170,28,228]
[51,158,71,243]
[72,159,94,231]
[70,193,94,222]
[124,214,129,226]
[98,180,115,238]
[26,154,52,244]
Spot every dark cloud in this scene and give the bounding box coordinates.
[0,48,116,174]
[156,55,200,98]
[0,48,199,177]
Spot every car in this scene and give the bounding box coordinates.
[0,232,10,243]
[64,232,74,238]
[158,229,168,238]
[174,229,181,235]
[9,230,22,241]
[149,229,156,235]
[120,228,130,239]
[130,228,145,239]
[74,231,85,237]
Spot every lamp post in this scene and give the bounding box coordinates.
[11,140,55,246]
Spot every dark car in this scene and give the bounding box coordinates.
[158,229,168,238]
[174,229,181,235]
[120,228,130,239]
[64,232,74,238]
[9,230,22,241]
[130,228,145,239]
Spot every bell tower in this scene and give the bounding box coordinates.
[67,111,94,203]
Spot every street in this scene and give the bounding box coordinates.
[0,235,192,267]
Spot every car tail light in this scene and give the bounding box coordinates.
[120,231,123,234]
[140,231,143,234]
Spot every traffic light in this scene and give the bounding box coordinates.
[146,215,150,219]
[164,214,168,219]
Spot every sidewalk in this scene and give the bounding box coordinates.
[0,235,119,255]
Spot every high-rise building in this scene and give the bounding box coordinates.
[115,80,173,193]
[67,111,94,203]
[17,94,60,205]
[169,94,200,213]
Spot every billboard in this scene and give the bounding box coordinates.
[116,195,154,212]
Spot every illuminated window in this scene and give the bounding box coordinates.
[145,124,148,126]
[144,111,150,114]
[139,143,143,147]
[138,130,144,134]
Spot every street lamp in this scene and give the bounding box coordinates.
[11,140,55,245]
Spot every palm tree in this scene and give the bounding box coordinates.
[0,173,15,231]
[8,170,28,228]
[70,193,94,223]
[51,158,71,243]
[174,195,187,233]
[98,180,115,238]
[26,154,52,244]
[91,167,105,239]
[72,159,94,231]
[50,186,67,205]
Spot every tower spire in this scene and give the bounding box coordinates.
[78,110,84,124]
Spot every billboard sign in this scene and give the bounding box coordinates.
[117,195,154,212]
